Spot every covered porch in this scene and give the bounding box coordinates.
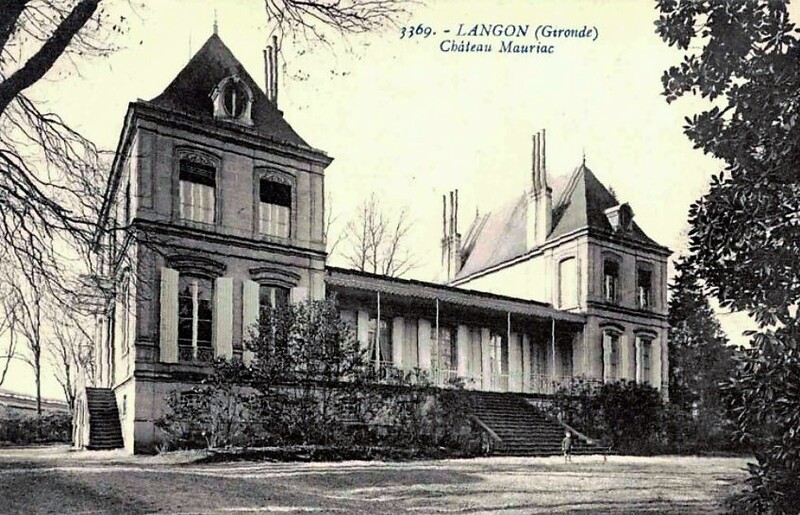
[326,267,587,395]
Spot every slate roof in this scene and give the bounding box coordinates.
[148,34,308,147]
[454,164,663,281]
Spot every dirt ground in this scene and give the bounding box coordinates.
[0,445,749,514]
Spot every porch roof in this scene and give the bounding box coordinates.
[325,267,585,325]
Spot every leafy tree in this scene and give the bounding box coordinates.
[656,1,800,511]
[668,256,735,421]
[158,299,476,454]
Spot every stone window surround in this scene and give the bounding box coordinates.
[601,251,623,304]
[172,147,222,227]
[253,167,297,241]
[635,260,656,311]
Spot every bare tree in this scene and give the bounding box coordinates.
[341,193,416,277]
[48,312,94,411]
[0,289,19,389]
[264,0,411,44]
[0,1,123,302]
[7,273,45,420]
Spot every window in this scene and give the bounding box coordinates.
[558,257,578,308]
[431,326,457,371]
[640,338,652,384]
[560,341,573,379]
[604,331,620,381]
[179,160,216,224]
[223,80,249,118]
[637,268,652,309]
[603,259,619,303]
[258,285,289,314]
[178,275,214,362]
[367,315,392,370]
[259,179,291,238]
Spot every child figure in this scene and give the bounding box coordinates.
[562,430,573,463]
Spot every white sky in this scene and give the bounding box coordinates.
[5,0,781,398]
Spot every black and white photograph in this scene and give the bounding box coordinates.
[0,0,798,513]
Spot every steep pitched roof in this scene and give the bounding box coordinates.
[454,164,662,281]
[148,34,307,147]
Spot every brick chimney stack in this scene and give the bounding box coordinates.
[527,129,552,248]
[441,190,462,282]
[264,36,279,106]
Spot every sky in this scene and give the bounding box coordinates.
[3,0,779,398]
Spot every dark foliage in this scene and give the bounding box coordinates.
[0,411,71,445]
[157,299,480,458]
[656,1,800,511]
[550,379,663,454]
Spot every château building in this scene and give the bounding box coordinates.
[80,33,670,453]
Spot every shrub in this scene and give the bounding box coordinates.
[0,410,72,445]
[157,299,479,457]
[550,379,663,454]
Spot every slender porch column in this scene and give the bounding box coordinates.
[417,319,432,370]
[522,334,531,393]
[392,317,405,369]
[480,327,491,390]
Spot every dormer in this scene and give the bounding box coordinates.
[604,203,634,233]
[211,75,253,126]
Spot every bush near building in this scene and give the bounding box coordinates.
[0,411,72,445]
[157,299,481,458]
[549,379,744,456]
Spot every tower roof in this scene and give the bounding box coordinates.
[454,163,664,281]
[148,34,307,147]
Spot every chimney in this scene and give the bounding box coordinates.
[441,190,462,282]
[264,36,279,106]
[527,129,553,248]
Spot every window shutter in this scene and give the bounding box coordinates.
[159,267,179,363]
[213,277,233,358]
[290,286,307,304]
[242,280,260,363]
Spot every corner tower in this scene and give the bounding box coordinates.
[91,34,332,452]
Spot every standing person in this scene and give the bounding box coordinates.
[562,430,573,463]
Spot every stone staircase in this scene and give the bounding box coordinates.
[85,387,124,450]
[469,391,607,456]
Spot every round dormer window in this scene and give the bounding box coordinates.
[222,79,249,118]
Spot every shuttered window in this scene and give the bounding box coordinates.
[179,161,216,224]
[177,275,214,362]
[259,180,291,237]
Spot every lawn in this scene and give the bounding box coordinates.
[0,445,749,514]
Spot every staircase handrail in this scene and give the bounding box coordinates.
[469,415,502,444]
[558,420,598,446]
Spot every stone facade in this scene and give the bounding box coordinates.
[90,34,670,453]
